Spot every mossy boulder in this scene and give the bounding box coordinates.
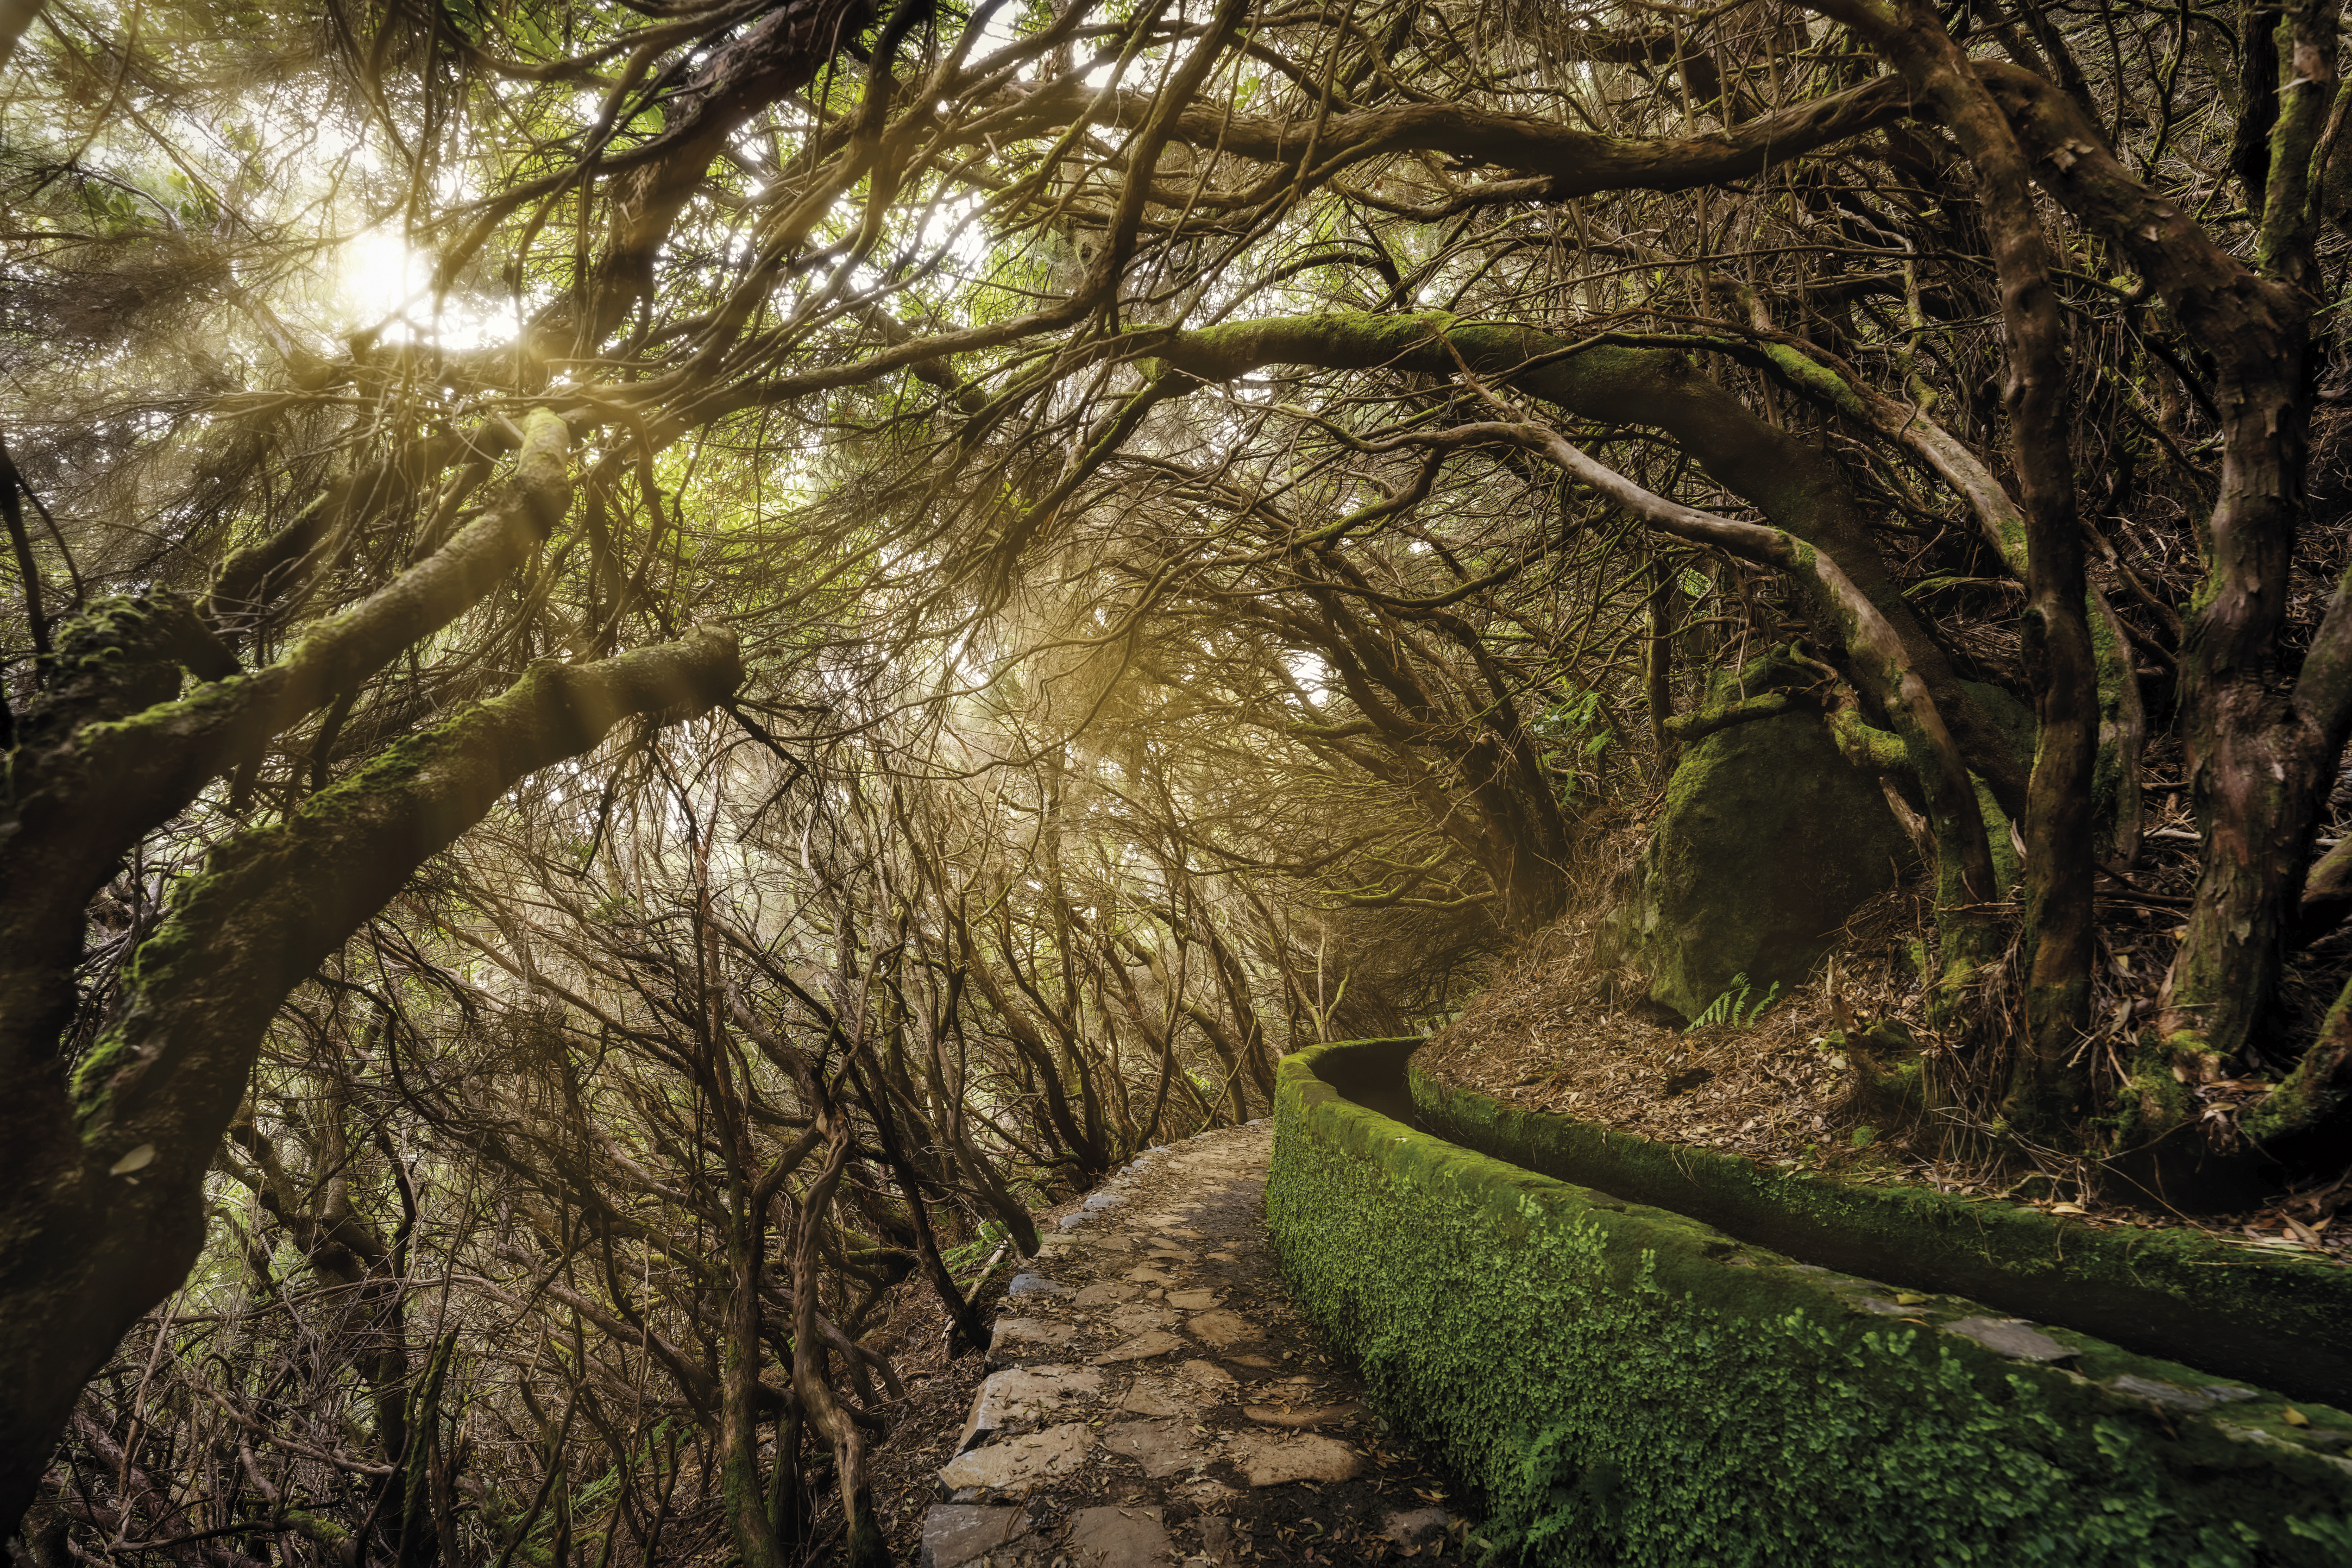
[1603,709,1914,1021]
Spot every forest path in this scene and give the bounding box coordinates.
[917,1122,1471,1565]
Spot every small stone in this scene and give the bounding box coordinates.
[1382,1507,1451,1549]
[1205,1251,1238,1263]
[959,1366,1104,1449]
[1227,1432,1362,1487]
[1092,1330,1188,1364]
[1084,1191,1126,1211]
[1073,1281,1141,1308]
[1067,1504,1177,1566]
[936,1423,1094,1498]
[1101,1420,1200,1478]
[921,1504,1033,1568]
[1241,1402,1359,1428]
[988,1318,1077,1367]
[1187,1311,1254,1349]
[1223,1353,1276,1370]
[1124,1266,1180,1287]
[1008,1273,1070,1299]
[1119,1380,1184,1418]
[1165,1289,1221,1311]
[1945,1317,2074,1363]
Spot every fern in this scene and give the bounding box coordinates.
[1687,974,1783,1031]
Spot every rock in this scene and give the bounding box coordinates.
[1084,1192,1126,1212]
[1186,1310,1254,1348]
[1066,1504,1177,1566]
[1598,679,1916,1021]
[1225,1432,1362,1487]
[1107,1302,1180,1336]
[988,1318,1077,1367]
[1007,1273,1069,1299]
[1073,1281,1140,1308]
[1241,1402,1359,1428]
[1092,1329,1188,1364]
[1382,1507,1451,1549]
[958,1367,1104,1450]
[921,1504,1034,1567]
[1101,1420,1200,1478]
[1165,1289,1220,1311]
[937,1424,1094,1500]
[1175,1359,1237,1393]
[1123,1265,1180,1287]
[1944,1317,2074,1362]
[1118,1379,1184,1418]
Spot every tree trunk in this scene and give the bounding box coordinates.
[0,629,741,1538]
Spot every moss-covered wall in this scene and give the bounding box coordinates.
[1269,1040,2352,1566]
[1410,1060,2352,1409]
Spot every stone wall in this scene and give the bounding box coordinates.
[1268,1038,2352,1566]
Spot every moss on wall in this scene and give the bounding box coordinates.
[1270,1040,2352,1566]
[1409,1059,2352,1409]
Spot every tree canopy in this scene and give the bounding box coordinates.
[7,0,2352,1559]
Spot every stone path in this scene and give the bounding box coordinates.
[919,1122,1469,1566]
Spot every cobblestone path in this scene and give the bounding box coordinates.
[918,1122,1471,1566]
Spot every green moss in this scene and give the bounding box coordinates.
[1272,1041,2352,1567]
[1410,1056,2352,1408]
[1599,702,1913,1019]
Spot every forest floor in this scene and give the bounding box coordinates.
[1417,876,2352,1265]
[864,1123,1476,1565]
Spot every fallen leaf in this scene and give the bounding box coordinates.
[110,1144,156,1175]
[2285,1407,2312,1428]
[1894,1293,1927,1306]
[2051,1201,2086,1216]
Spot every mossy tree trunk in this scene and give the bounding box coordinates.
[0,408,744,1534]
[1813,0,2101,1142]
[1979,53,2352,1182]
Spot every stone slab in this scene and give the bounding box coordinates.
[921,1504,1034,1567]
[1944,1317,2074,1363]
[1106,1302,1180,1336]
[937,1424,1094,1500]
[959,1366,1103,1450]
[1118,1378,1184,1418]
[1066,1504,1175,1566]
[1092,1328,1188,1364]
[1225,1432,1362,1488]
[1101,1420,1200,1479]
[988,1318,1077,1367]
[1241,1401,1359,1428]
[1186,1310,1254,1348]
